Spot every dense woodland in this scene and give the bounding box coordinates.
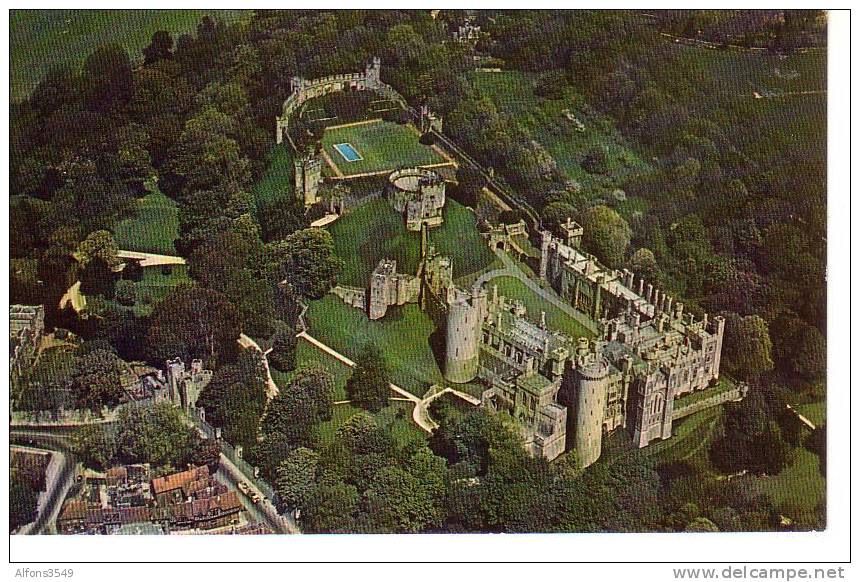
[10,10,826,533]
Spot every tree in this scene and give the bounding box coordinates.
[722,313,774,381]
[76,230,119,268]
[452,166,486,208]
[83,44,133,112]
[629,247,659,282]
[265,229,343,299]
[581,146,609,174]
[346,343,390,412]
[122,258,144,282]
[115,402,198,468]
[73,425,118,469]
[262,384,319,449]
[579,205,631,268]
[79,256,117,297]
[114,279,136,306]
[275,447,320,511]
[190,438,221,473]
[304,479,359,533]
[145,286,240,366]
[710,389,789,475]
[268,321,297,372]
[542,201,578,235]
[143,30,174,65]
[72,348,125,411]
[197,351,267,450]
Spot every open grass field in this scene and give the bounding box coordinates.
[485,275,594,340]
[752,447,825,518]
[321,120,449,177]
[329,197,494,287]
[10,9,249,102]
[113,188,179,255]
[271,338,353,402]
[130,264,191,316]
[471,70,653,191]
[794,400,826,428]
[662,40,827,99]
[252,145,295,206]
[305,296,445,397]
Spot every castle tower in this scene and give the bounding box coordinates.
[365,57,381,89]
[569,341,610,468]
[539,230,552,279]
[294,152,322,207]
[443,286,487,384]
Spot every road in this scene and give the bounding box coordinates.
[213,453,299,534]
[10,429,79,535]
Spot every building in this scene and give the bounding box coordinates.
[331,193,742,466]
[10,304,44,379]
[151,465,213,506]
[294,149,323,207]
[165,358,213,413]
[386,167,447,231]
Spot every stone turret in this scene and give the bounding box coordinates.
[294,151,322,207]
[443,285,487,384]
[569,340,610,468]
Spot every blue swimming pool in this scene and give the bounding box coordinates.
[333,142,363,162]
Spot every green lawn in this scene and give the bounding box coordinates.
[10,9,249,102]
[271,338,352,402]
[329,197,421,287]
[753,447,825,518]
[305,296,445,397]
[486,275,593,340]
[130,264,190,316]
[794,400,826,428]
[252,145,295,206]
[113,188,179,254]
[329,197,493,287]
[321,120,448,176]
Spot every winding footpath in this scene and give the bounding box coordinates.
[297,331,480,433]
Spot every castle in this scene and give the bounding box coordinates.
[164,358,213,414]
[10,304,44,380]
[332,201,744,466]
[386,167,446,231]
[280,58,444,210]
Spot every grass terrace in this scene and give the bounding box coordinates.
[252,145,295,206]
[321,120,450,177]
[305,296,444,397]
[329,197,494,287]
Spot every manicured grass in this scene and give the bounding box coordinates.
[753,447,825,517]
[472,70,652,190]
[252,145,295,206]
[10,9,249,102]
[329,197,421,287]
[321,120,447,177]
[305,295,445,397]
[271,338,352,402]
[485,275,593,340]
[794,400,826,428]
[429,201,495,280]
[329,197,494,288]
[113,188,179,255]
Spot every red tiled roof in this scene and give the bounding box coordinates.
[151,465,209,495]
